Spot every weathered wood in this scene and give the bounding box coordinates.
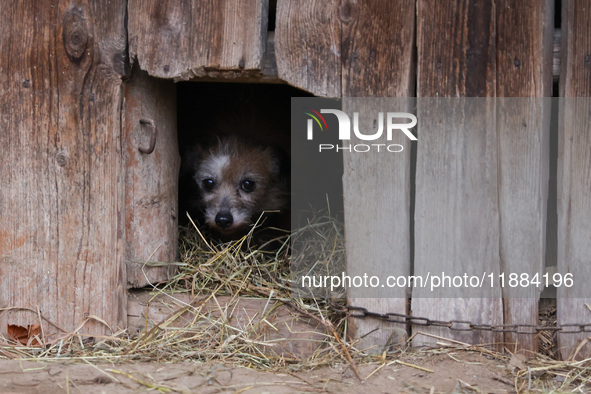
[340,0,415,97]
[414,0,503,348]
[0,1,128,338]
[129,0,268,81]
[123,68,180,288]
[557,0,591,361]
[127,291,326,358]
[413,98,503,348]
[495,0,553,354]
[417,0,496,97]
[414,0,553,353]
[275,0,341,96]
[341,0,415,353]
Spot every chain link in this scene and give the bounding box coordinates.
[343,305,591,334]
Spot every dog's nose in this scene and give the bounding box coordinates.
[215,212,233,228]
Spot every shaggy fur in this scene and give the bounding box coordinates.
[188,136,289,240]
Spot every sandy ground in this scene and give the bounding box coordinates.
[0,351,533,393]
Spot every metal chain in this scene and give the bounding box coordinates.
[342,305,591,334]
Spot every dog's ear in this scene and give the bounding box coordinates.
[265,144,290,186]
[178,144,206,227]
[179,143,204,179]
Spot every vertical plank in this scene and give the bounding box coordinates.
[340,0,415,97]
[128,0,268,80]
[416,0,496,97]
[341,0,415,353]
[414,0,503,348]
[495,0,553,354]
[275,0,341,97]
[0,1,128,337]
[557,0,591,360]
[123,69,180,288]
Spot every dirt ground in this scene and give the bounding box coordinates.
[0,351,540,393]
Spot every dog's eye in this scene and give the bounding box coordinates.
[241,179,256,192]
[202,178,215,191]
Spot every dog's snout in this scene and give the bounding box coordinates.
[215,211,234,228]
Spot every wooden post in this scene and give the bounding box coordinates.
[495,0,553,354]
[557,0,591,360]
[0,1,128,338]
[414,0,553,353]
[276,0,416,352]
[414,0,503,349]
[123,69,180,288]
[340,0,415,353]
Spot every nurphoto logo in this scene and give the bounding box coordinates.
[304,108,417,153]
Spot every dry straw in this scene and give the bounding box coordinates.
[0,213,590,391]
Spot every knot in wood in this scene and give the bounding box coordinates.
[513,58,521,68]
[55,150,68,167]
[63,8,88,63]
[338,0,359,23]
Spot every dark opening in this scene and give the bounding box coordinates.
[268,0,277,31]
[177,82,343,239]
[554,0,561,28]
[542,0,561,298]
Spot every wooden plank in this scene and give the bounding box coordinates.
[275,0,341,96]
[0,1,128,338]
[414,0,503,348]
[417,0,496,97]
[123,69,180,288]
[128,0,268,80]
[340,0,415,353]
[340,0,415,97]
[557,0,591,361]
[413,98,503,348]
[495,0,553,355]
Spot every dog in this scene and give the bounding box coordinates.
[179,102,290,243]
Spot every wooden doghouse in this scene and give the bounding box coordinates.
[1,0,591,360]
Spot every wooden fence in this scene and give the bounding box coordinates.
[1,0,590,360]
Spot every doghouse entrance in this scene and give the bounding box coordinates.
[177,82,298,231]
[176,82,344,237]
[125,76,346,288]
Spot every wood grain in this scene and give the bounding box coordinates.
[0,1,128,337]
[414,0,553,353]
[557,0,591,360]
[128,0,268,80]
[340,0,415,97]
[123,68,180,288]
[495,0,553,354]
[275,0,341,96]
[341,0,415,353]
[414,0,502,348]
[412,98,504,348]
[417,0,496,97]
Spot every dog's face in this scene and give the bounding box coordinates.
[192,138,288,240]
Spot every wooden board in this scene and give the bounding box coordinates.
[414,0,502,348]
[495,0,553,354]
[275,0,341,97]
[128,0,268,80]
[123,68,180,288]
[412,98,504,348]
[414,0,553,353]
[0,1,128,338]
[340,0,415,353]
[557,0,591,361]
